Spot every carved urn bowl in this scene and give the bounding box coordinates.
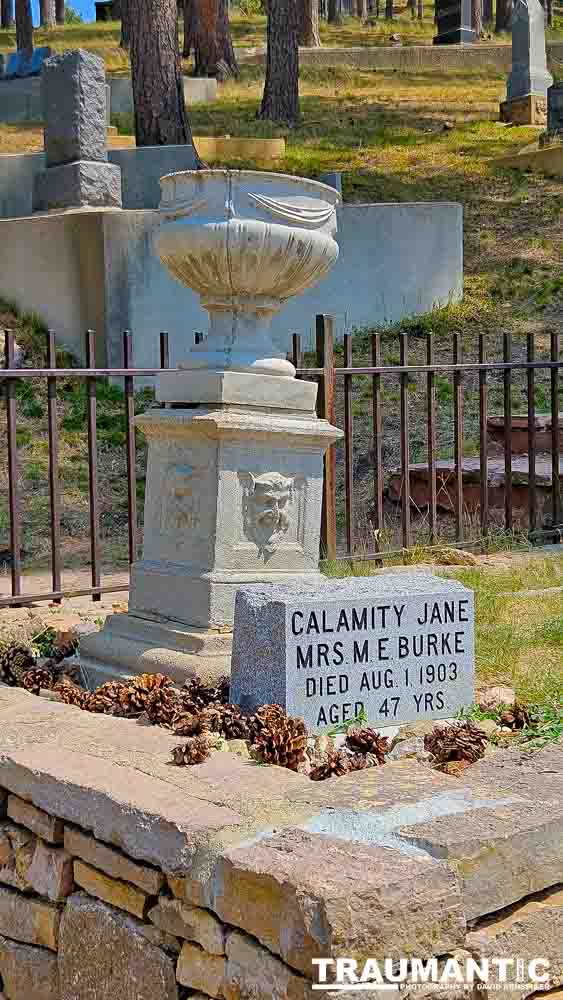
[155,169,340,377]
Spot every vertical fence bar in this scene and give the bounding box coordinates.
[503,331,513,533]
[159,331,170,370]
[85,330,101,602]
[343,334,354,557]
[479,334,489,539]
[399,332,411,550]
[123,331,138,566]
[426,333,437,545]
[371,333,383,545]
[551,331,561,527]
[292,333,302,375]
[46,330,62,603]
[4,331,21,600]
[452,333,464,542]
[316,315,337,561]
[527,333,537,535]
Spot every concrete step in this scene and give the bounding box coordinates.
[487,412,563,455]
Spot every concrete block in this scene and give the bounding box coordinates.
[42,49,108,166]
[7,795,63,843]
[33,159,122,211]
[109,73,217,115]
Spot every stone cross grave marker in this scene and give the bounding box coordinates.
[231,574,475,733]
[33,49,121,213]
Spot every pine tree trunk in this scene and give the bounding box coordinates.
[55,0,64,23]
[15,0,33,58]
[1,0,14,27]
[417,0,422,18]
[299,0,320,44]
[354,0,367,18]
[482,0,491,21]
[545,0,552,27]
[495,0,510,31]
[258,0,299,125]
[120,0,131,47]
[183,0,196,57]
[39,0,56,26]
[216,0,238,74]
[189,0,238,77]
[130,0,200,148]
[327,0,342,23]
[471,0,482,33]
[385,0,393,17]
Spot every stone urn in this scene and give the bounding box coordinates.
[155,169,340,377]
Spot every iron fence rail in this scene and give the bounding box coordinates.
[1,318,561,608]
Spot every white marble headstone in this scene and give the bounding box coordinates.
[231,574,475,733]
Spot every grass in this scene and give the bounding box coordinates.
[325,554,563,708]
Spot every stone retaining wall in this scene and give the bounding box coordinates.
[0,685,561,999]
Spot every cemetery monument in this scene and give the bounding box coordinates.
[433,0,475,46]
[500,0,553,126]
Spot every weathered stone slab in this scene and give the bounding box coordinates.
[27,841,74,901]
[0,886,60,950]
[59,893,178,999]
[33,159,122,212]
[7,795,63,844]
[0,934,59,1000]
[397,799,563,921]
[148,896,225,954]
[210,828,465,975]
[73,860,150,919]
[42,50,107,167]
[176,941,227,998]
[465,886,563,996]
[224,929,312,1000]
[64,826,165,894]
[462,743,563,801]
[231,575,474,732]
[0,822,35,892]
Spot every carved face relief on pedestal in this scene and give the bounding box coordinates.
[241,472,294,560]
[160,464,202,536]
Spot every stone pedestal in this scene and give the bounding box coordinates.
[500,0,553,125]
[500,93,548,125]
[433,0,475,45]
[81,374,341,685]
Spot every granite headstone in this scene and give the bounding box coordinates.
[433,0,475,46]
[500,0,553,125]
[231,574,475,733]
[33,49,121,212]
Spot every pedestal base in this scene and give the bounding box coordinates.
[500,94,548,126]
[79,611,233,687]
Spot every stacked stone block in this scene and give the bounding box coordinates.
[0,687,562,999]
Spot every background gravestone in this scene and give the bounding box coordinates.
[433,0,475,46]
[500,0,553,125]
[33,49,121,212]
[231,575,475,733]
[547,82,563,135]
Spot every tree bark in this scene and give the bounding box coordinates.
[417,0,423,18]
[39,0,56,26]
[482,0,491,21]
[258,0,299,125]
[495,0,511,31]
[472,0,482,34]
[1,0,14,28]
[185,0,238,77]
[130,0,200,148]
[15,0,33,58]
[299,0,320,44]
[545,0,552,27]
[354,0,367,18]
[327,0,342,23]
[55,0,64,23]
[120,0,131,47]
[385,0,393,17]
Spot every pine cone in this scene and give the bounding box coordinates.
[498,701,531,730]
[145,686,182,727]
[310,750,351,781]
[51,634,79,663]
[197,703,251,740]
[172,711,210,738]
[248,703,288,741]
[171,737,211,766]
[346,753,371,773]
[182,674,229,710]
[0,644,35,686]
[424,721,487,764]
[345,727,389,763]
[86,680,129,715]
[53,677,90,710]
[439,760,473,777]
[253,715,307,772]
[20,667,55,696]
